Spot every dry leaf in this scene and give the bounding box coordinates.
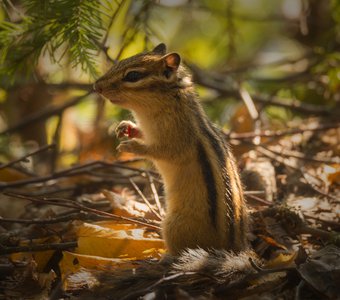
[10,237,59,272]
[230,104,255,134]
[102,189,155,219]
[0,167,29,182]
[298,245,340,299]
[324,164,340,186]
[265,252,297,268]
[59,251,136,290]
[258,234,288,251]
[60,251,134,274]
[75,222,165,259]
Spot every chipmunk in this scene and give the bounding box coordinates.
[94,43,249,256]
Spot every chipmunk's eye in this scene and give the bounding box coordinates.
[123,71,146,82]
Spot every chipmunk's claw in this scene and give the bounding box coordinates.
[115,120,141,138]
[117,139,146,155]
[115,120,133,138]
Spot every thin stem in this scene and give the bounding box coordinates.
[5,192,161,230]
[0,241,77,255]
[129,178,162,221]
[0,144,55,170]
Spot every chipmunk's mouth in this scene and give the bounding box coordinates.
[109,98,124,104]
[95,90,125,105]
[99,94,123,104]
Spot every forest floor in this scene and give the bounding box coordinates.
[0,115,339,300]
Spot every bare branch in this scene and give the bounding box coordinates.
[4,192,161,231]
[0,144,55,170]
[188,63,333,115]
[0,241,77,255]
[228,122,340,140]
[0,91,92,136]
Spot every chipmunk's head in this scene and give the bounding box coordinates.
[94,43,192,109]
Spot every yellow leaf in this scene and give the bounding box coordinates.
[60,251,133,276]
[97,221,161,239]
[10,237,59,272]
[265,252,297,269]
[75,222,165,259]
[60,252,134,291]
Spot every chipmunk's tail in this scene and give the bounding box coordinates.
[65,249,260,300]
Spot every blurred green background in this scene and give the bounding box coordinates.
[0,0,339,170]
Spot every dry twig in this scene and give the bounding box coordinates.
[0,91,92,136]
[0,144,55,170]
[4,192,161,231]
[0,241,77,255]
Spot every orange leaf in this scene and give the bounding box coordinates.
[258,234,288,250]
[324,164,340,185]
[0,168,30,182]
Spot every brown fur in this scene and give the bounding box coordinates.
[95,44,248,255]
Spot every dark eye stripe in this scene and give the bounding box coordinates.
[122,71,147,82]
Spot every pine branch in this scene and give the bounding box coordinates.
[0,0,106,80]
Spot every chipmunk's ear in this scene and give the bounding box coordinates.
[163,53,181,70]
[152,43,167,55]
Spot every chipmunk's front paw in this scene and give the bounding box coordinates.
[115,120,141,139]
[117,139,147,155]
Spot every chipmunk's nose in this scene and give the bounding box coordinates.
[93,82,102,94]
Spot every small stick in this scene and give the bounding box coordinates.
[244,191,266,195]
[50,114,63,173]
[0,144,55,170]
[246,193,272,206]
[239,85,261,145]
[129,178,162,221]
[146,171,165,217]
[0,241,78,255]
[0,211,119,225]
[0,160,156,190]
[5,192,161,231]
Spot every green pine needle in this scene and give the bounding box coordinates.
[0,0,106,80]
